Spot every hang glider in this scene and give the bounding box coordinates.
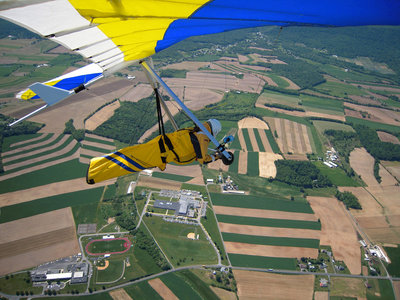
[1,0,399,159]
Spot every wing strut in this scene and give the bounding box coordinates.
[140,60,233,163]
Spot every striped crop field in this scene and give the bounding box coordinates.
[253,129,265,152]
[241,128,253,151]
[210,193,314,214]
[216,214,321,230]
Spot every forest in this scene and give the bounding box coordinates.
[274,160,332,188]
[335,191,362,209]
[354,125,400,161]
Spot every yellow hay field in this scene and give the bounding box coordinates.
[234,270,314,300]
[238,150,248,174]
[258,152,283,178]
[214,206,317,221]
[210,286,237,300]
[308,197,360,274]
[85,100,120,131]
[148,278,178,300]
[224,241,318,258]
[109,288,133,300]
[238,117,269,129]
[137,175,181,190]
[349,148,378,187]
[219,222,321,240]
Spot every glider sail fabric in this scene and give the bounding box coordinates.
[1,0,399,102]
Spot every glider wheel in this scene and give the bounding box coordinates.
[222,151,234,165]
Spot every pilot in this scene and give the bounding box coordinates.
[87,119,222,184]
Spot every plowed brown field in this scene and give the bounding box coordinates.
[148,278,178,300]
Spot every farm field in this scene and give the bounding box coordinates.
[264,116,313,157]
[143,216,218,267]
[0,207,79,276]
[308,197,361,274]
[234,270,314,300]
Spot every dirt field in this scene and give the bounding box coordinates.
[377,131,400,144]
[234,270,314,300]
[162,163,204,185]
[379,164,398,186]
[393,280,400,300]
[349,148,378,187]
[381,161,400,182]
[0,177,114,208]
[207,158,229,172]
[330,278,366,298]
[219,222,321,239]
[308,197,361,274]
[120,83,154,102]
[29,77,132,133]
[148,278,178,300]
[264,117,312,154]
[238,150,248,174]
[344,102,400,126]
[257,128,273,153]
[259,152,282,178]
[214,206,317,221]
[137,175,181,190]
[3,134,70,163]
[0,207,79,276]
[210,286,237,300]
[161,61,210,71]
[238,117,269,129]
[109,288,133,300]
[97,260,110,271]
[314,291,329,300]
[85,100,120,131]
[338,187,382,218]
[224,241,318,258]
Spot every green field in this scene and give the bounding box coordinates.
[125,281,163,300]
[84,136,115,147]
[228,253,297,270]
[160,272,202,300]
[346,116,400,133]
[228,150,240,172]
[216,214,321,230]
[2,142,80,175]
[2,134,62,160]
[253,128,265,151]
[384,246,400,277]
[210,193,313,213]
[247,152,259,177]
[0,159,88,193]
[264,129,281,153]
[144,216,218,267]
[313,120,355,134]
[222,232,320,248]
[313,161,361,187]
[174,270,219,300]
[2,133,51,152]
[87,239,128,254]
[0,187,103,224]
[95,259,125,283]
[314,81,368,98]
[3,135,72,165]
[152,172,193,182]
[81,144,112,154]
[241,128,253,151]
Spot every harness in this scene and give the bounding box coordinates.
[155,88,180,163]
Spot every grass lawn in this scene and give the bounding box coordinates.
[0,159,88,193]
[210,193,313,213]
[95,259,125,283]
[222,232,319,248]
[216,214,321,230]
[124,281,163,300]
[0,187,103,224]
[144,216,218,267]
[228,253,297,270]
[201,205,228,263]
[0,272,43,296]
[247,152,259,177]
[313,161,361,187]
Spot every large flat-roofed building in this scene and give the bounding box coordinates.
[154,200,180,211]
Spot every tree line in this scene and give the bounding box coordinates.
[274,160,332,188]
